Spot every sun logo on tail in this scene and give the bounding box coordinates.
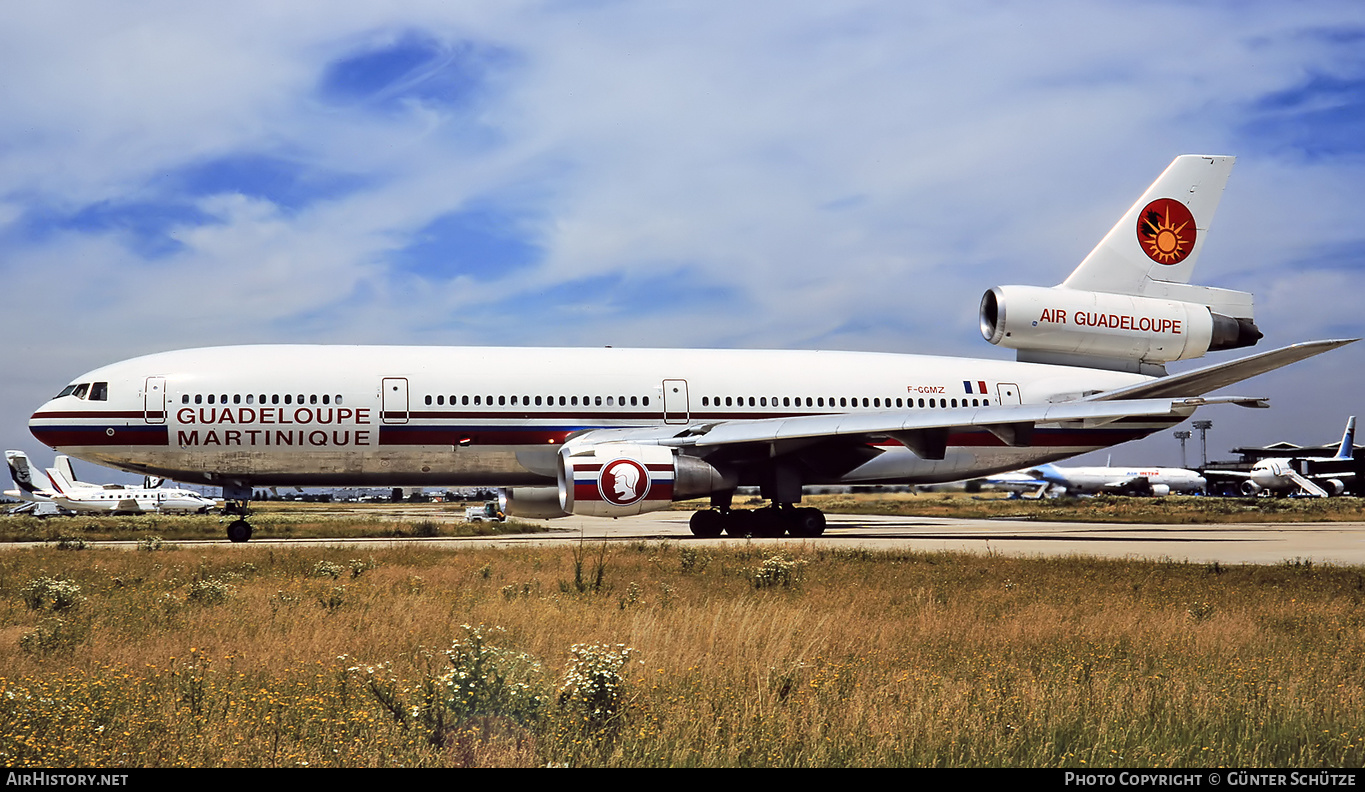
[1136,198,1196,265]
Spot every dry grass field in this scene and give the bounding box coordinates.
[1,537,1362,767]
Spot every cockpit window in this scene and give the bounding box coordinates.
[90,382,108,401]
[72,383,90,399]
[57,385,78,398]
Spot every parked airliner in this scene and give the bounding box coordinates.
[1211,416,1357,497]
[988,463,1207,497]
[27,156,1355,541]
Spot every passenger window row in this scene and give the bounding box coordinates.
[181,393,344,406]
[422,394,651,408]
[700,396,989,409]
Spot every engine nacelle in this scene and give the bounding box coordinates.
[1240,480,1263,497]
[1149,484,1171,497]
[560,444,735,517]
[501,446,736,519]
[1324,479,1346,496]
[500,486,569,519]
[980,285,1260,367]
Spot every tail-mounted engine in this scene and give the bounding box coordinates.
[980,285,1261,372]
[501,444,736,519]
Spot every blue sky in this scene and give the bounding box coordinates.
[4,1,1365,479]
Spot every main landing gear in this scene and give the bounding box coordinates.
[222,484,254,543]
[689,505,826,539]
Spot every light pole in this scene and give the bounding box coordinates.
[1192,420,1214,468]
[1174,430,1192,468]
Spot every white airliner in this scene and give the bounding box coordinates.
[5,450,217,515]
[1211,416,1357,497]
[27,156,1356,541]
[988,462,1207,497]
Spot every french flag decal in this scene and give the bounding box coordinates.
[962,380,988,395]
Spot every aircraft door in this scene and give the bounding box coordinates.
[144,377,166,424]
[996,383,1021,405]
[382,378,409,424]
[663,379,689,424]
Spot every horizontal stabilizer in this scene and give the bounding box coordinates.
[1085,339,1357,402]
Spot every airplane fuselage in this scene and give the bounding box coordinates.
[29,344,1172,489]
[1038,465,1207,495]
[51,488,217,515]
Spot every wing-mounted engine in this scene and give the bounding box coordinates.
[502,443,736,519]
[561,444,678,517]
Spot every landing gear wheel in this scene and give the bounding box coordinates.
[724,509,755,537]
[788,508,826,538]
[751,508,787,538]
[226,519,253,543]
[689,510,725,538]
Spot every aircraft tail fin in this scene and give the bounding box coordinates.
[52,456,90,488]
[1334,416,1356,460]
[45,457,78,495]
[1062,156,1240,303]
[6,451,53,501]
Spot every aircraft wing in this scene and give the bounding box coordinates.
[561,339,1356,462]
[1096,476,1147,494]
[115,498,142,512]
[984,471,1049,486]
[568,396,1262,460]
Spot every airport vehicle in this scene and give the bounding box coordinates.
[987,463,1207,497]
[465,501,507,522]
[5,449,217,514]
[1211,416,1357,497]
[27,156,1355,541]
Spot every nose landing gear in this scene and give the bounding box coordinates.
[221,484,254,543]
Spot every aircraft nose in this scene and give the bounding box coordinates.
[29,400,59,447]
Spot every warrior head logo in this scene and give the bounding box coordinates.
[1136,198,1196,265]
[599,458,650,506]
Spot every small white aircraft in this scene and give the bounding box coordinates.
[987,462,1207,497]
[27,156,1357,541]
[5,450,217,514]
[1211,416,1357,497]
